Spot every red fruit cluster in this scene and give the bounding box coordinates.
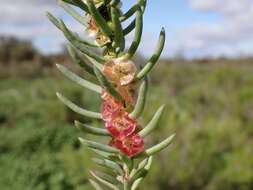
[101,91,144,157]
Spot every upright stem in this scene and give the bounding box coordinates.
[123,181,130,190]
[122,160,131,190]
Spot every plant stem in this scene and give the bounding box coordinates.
[123,180,130,190]
[122,160,131,190]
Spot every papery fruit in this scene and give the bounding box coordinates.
[106,112,137,138]
[110,134,144,157]
[103,59,137,86]
[101,90,124,121]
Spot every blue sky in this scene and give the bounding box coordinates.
[1,0,253,59]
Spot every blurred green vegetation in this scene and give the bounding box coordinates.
[1,37,253,189]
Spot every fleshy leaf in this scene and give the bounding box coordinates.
[89,179,104,190]
[92,158,123,174]
[130,156,152,182]
[111,7,125,51]
[137,28,166,80]
[67,45,95,75]
[123,6,143,59]
[92,171,119,186]
[123,20,136,36]
[56,92,102,119]
[79,137,120,153]
[47,13,98,48]
[120,4,139,22]
[139,104,166,137]
[57,0,88,26]
[68,44,103,71]
[92,149,113,159]
[75,120,110,136]
[56,64,102,93]
[145,134,175,156]
[129,79,148,119]
[86,55,104,71]
[59,20,106,63]
[90,171,120,190]
[130,156,152,190]
[58,19,99,47]
[62,0,89,12]
[129,157,149,178]
[110,0,120,7]
[46,12,62,30]
[122,0,147,36]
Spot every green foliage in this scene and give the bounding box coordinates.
[0,78,101,190]
[47,0,170,188]
[1,62,253,189]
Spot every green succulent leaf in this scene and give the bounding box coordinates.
[56,92,102,119]
[92,149,114,159]
[56,63,102,93]
[131,156,152,182]
[46,12,61,30]
[110,0,120,7]
[75,120,110,136]
[89,179,104,190]
[139,104,166,137]
[145,134,175,156]
[93,66,123,101]
[111,7,125,51]
[67,45,95,76]
[137,28,166,80]
[130,156,153,190]
[79,137,120,153]
[122,0,147,35]
[139,0,147,12]
[59,20,106,63]
[120,0,146,22]
[90,171,120,190]
[120,4,139,22]
[58,19,97,47]
[62,0,89,12]
[92,171,120,186]
[92,158,123,175]
[130,79,148,119]
[85,55,104,71]
[123,20,136,36]
[57,0,88,26]
[47,14,98,48]
[68,45,103,71]
[131,178,142,190]
[124,6,143,59]
[129,158,148,178]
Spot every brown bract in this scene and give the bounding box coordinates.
[86,15,99,36]
[103,59,137,105]
[103,59,137,86]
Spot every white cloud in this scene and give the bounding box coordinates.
[0,0,79,53]
[1,0,253,58]
[169,0,253,58]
